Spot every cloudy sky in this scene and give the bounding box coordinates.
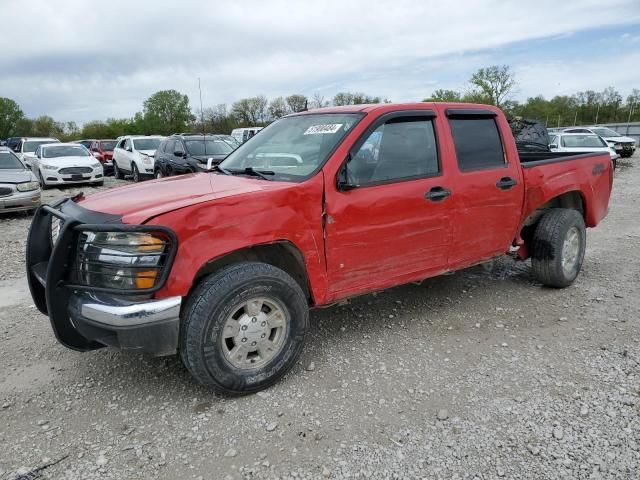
[1,0,639,123]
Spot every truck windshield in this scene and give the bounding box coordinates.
[220,113,362,181]
[100,141,117,150]
[562,135,607,148]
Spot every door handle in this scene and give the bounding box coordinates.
[425,186,451,202]
[496,177,517,190]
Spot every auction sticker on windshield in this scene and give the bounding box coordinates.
[304,124,343,135]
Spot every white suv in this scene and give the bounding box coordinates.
[112,135,164,182]
[562,127,636,158]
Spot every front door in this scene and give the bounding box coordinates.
[324,112,454,297]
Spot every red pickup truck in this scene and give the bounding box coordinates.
[27,103,612,394]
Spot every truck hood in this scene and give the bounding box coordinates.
[76,172,286,224]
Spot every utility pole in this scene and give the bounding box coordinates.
[198,77,204,132]
[595,104,600,124]
[557,114,560,128]
[629,102,634,123]
[545,114,549,127]
[573,111,578,126]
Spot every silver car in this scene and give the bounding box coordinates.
[0,147,42,214]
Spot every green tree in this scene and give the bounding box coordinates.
[285,94,308,113]
[141,89,194,135]
[32,115,64,137]
[423,89,462,102]
[268,97,289,119]
[469,65,516,108]
[232,96,268,125]
[332,92,382,106]
[0,97,25,138]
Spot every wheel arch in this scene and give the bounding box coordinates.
[518,190,586,259]
[189,241,313,305]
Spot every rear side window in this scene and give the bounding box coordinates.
[449,118,505,171]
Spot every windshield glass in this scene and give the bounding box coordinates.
[220,113,362,181]
[591,127,621,137]
[561,135,607,148]
[0,151,25,169]
[214,135,240,148]
[43,145,90,158]
[133,138,162,151]
[185,139,233,156]
[23,140,56,153]
[100,140,117,150]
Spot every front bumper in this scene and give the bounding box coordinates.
[26,200,180,356]
[69,293,181,355]
[0,189,41,213]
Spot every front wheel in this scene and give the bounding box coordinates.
[531,208,586,288]
[155,168,164,179]
[132,163,140,182]
[113,161,124,179]
[180,262,309,395]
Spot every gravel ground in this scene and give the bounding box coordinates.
[0,158,638,480]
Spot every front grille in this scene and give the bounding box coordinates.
[0,186,13,197]
[59,167,92,175]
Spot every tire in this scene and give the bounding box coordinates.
[132,163,140,182]
[531,208,586,288]
[155,168,164,179]
[38,170,49,190]
[113,161,124,180]
[180,262,309,395]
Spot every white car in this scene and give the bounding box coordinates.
[548,132,619,167]
[16,137,60,166]
[31,143,104,188]
[112,135,164,182]
[230,127,263,144]
[561,126,636,158]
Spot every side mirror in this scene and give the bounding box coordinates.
[549,144,557,149]
[336,155,357,191]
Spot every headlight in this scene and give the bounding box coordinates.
[42,164,58,170]
[92,162,102,169]
[16,181,40,192]
[140,155,152,165]
[74,230,174,291]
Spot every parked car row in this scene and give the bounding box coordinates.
[548,126,636,158]
[1,127,260,191]
[548,132,620,168]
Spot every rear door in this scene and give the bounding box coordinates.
[444,109,524,266]
[324,111,454,296]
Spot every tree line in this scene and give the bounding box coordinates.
[1,65,638,141]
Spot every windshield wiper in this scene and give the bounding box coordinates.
[211,164,231,175]
[226,167,275,180]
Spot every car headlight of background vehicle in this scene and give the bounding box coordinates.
[16,181,40,192]
[73,230,175,292]
[42,164,58,170]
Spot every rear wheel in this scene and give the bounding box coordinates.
[180,262,309,395]
[531,208,586,288]
[113,161,124,179]
[132,163,140,182]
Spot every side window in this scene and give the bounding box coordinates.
[158,140,167,153]
[549,135,557,146]
[449,118,505,171]
[124,138,131,151]
[174,140,184,155]
[348,118,439,186]
[165,139,175,154]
